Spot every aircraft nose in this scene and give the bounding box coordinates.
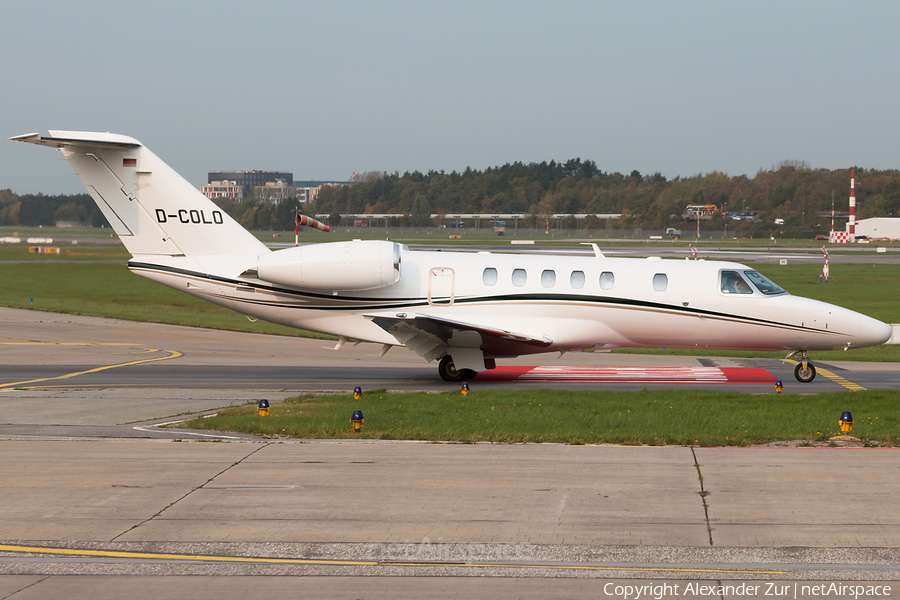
[854,314,893,347]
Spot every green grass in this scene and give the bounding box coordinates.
[2,240,898,354]
[0,260,332,338]
[253,227,900,248]
[180,388,900,446]
[756,263,899,324]
[0,245,130,261]
[6,224,900,248]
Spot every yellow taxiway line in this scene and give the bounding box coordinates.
[0,346,182,390]
[784,359,866,391]
[0,544,786,574]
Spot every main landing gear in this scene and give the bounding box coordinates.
[793,351,817,383]
[438,355,476,383]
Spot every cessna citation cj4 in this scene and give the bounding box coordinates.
[12,131,892,383]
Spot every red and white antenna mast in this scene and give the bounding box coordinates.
[848,168,856,236]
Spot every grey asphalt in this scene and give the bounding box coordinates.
[2,307,897,395]
[1,306,899,599]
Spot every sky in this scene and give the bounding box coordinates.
[3,0,900,194]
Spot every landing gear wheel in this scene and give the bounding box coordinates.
[438,355,476,382]
[794,362,816,383]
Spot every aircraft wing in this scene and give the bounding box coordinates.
[368,313,553,362]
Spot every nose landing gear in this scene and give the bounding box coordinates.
[793,351,817,383]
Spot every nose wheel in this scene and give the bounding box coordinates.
[438,355,476,382]
[793,357,817,383]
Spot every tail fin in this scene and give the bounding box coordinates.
[10,131,268,257]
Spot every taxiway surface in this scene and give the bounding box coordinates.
[1,306,899,599]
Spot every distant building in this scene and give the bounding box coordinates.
[254,181,308,203]
[200,180,245,202]
[295,180,352,203]
[256,180,354,204]
[208,170,293,197]
[853,217,900,240]
[203,172,351,204]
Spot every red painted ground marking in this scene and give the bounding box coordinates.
[473,366,776,384]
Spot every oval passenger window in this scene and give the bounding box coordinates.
[570,271,585,289]
[541,270,556,288]
[512,268,527,287]
[653,273,667,291]
[599,271,615,290]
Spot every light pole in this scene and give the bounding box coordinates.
[723,202,728,239]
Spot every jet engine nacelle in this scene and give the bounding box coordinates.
[257,240,401,292]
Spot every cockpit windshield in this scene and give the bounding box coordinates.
[743,270,787,295]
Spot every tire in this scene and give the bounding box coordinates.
[438,355,476,382]
[794,362,816,383]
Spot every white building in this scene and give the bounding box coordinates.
[200,180,244,203]
[254,181,308,203]
[853,217,900,240]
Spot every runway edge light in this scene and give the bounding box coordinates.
[830,410,858,442]
[839,411,853,434]
[258,399,270,417]
[461,382,469,395]
[351,409,364,433]
[354,386,362,401]
[775,379,783,393]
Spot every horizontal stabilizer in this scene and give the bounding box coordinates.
[10,131,141,150]
[10,130,268,258]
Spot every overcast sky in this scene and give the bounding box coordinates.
[3,0,899,194]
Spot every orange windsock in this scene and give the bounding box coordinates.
[296,214,331,232]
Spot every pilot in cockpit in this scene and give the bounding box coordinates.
[721,271,752,294]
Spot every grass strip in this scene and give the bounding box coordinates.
[0,261,332,338]
[180,388,900,446]
[2,251,898,355]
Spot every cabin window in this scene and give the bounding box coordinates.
[541,270,556,288]
[483,267,498,286]
[512,268,527,287]
[721,271,753,294]
[570,270,585,289]
[653,273,668,292]
[744,270,786,295]
[599,271,615,290]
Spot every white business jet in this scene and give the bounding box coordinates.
[11,131,892,383]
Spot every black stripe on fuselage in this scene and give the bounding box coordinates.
[128,261,840,336]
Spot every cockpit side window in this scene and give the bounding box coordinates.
[721,271,753,294]
[744,270,787,295]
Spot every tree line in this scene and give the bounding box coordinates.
[4,158,900,233]
[312,159,900,233]
[0,190,108,227]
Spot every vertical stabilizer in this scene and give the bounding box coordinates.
[10,131,268,257]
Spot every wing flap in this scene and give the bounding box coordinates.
[369,313,552,361]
